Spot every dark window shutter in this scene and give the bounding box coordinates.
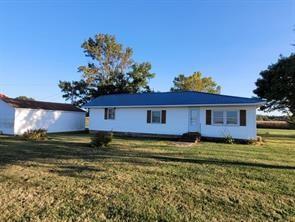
[206,110,212,125]
[240,110,246,126]
[104,108,108,119]
[161,110,166,124]
[147,110,151,123]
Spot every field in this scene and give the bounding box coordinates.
[257,120,292,129]
[0,129,294,221]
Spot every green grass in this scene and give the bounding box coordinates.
[0,129,294,221]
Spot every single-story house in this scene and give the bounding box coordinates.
[84,91,264,140]
[0,96,85,135]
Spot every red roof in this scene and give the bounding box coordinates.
[0,94,8,98]
[1,97,85,112]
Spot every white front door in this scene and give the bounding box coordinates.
[188,109,200,132]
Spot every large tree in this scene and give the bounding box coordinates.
[171,71,221,94]
[59,34,155,106]
[254,54,295,121]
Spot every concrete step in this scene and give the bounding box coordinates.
[179,132,201,143]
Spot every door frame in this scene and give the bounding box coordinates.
[188,108,200,132]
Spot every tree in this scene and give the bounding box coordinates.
[59,34,155,106]
[171,71,221,94]
[59,80,90,105]
[253,54,295,122]
[15,96,35,101]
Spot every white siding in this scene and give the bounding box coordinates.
[14,108,85,135]
[0,100,15,135]
[89,106,257,140]
[199,106,257,140]
[89,107,189,135]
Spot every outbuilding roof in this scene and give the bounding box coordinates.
[1,97,85,112]
[84,91,265,108]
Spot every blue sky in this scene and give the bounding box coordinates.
[0,0,294,108]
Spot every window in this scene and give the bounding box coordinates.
[108,108,115,119]
[147,110,166,124]
[213,111,224,124]
[151,111,161,123]
[105,108,115,120]
[212,110,238,125]
[226,111,238,125]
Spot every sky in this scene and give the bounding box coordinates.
[0,0,294,114]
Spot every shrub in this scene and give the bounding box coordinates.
[222,130,235,144]
[23,129,47,141]
[90,132,113,148]
[224,135,234,144]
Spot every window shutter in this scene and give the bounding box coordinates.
[147,110,151,123]
[206,110,212,125]
[161,110,166,124]
[240,110,246,126]
[104,108,108,120]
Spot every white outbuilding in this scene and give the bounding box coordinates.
[0,96,85,135]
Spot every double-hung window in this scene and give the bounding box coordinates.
[151,111,161,123]
[147,110,166,124]
[226,111,238,125]
[104,108,115,120]
[213,111,224,124]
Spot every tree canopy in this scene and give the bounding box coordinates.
[15,96,35,101]
[59,34,155,106]
[170,72,221,94]
[253,54,295,120]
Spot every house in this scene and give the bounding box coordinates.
[0,96,85,135]
[84,91,265,140]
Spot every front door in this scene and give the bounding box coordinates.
[188,109,200,132]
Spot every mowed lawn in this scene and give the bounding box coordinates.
[0,129,294,221]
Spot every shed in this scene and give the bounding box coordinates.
[0,97,85,135]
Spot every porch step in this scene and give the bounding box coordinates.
[179,132,201,143]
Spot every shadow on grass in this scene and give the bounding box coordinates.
[48,165,105,179]
[146,155,295,170]
[258,133,295,139]
[0,134,294,178]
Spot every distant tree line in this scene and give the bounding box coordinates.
[256,115,288,121]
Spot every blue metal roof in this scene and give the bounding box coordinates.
[84,91,264,107]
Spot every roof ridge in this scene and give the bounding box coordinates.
[96,91,260,100]
[4,97,75,106]
[1,97,85,112]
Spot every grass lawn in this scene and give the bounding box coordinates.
[0,129,294,221]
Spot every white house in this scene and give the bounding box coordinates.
[84,91,264,140]
[0,96,85,135]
